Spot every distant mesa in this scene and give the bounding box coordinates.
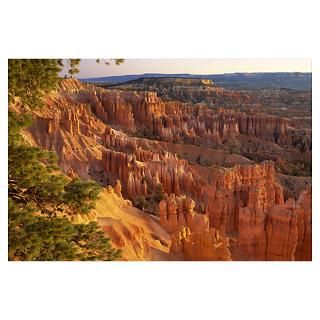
[80,72,312,90]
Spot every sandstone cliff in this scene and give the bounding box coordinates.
[93,182,171,261]
[159,194,209,233]
[170,227,231,261]
[17,79,311,261]
[18,93,107,180]
[238,185,311,261]
[58,79,309,150]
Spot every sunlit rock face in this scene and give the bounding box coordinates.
[170,227,231,261]
[19,79,311,261]
[58,79,310,149]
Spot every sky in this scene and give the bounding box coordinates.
[61,59,311,79]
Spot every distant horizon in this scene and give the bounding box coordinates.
[79,70,312,80]
[58,59,311,78]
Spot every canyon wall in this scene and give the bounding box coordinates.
[115,77,252,107]
[58,79,310,150]
[159,194,209,234]
[92,181,171,261]
[170,227,231,261]
[101,126,199,199]
[238,187,311,261]
[23,93,107,180]
[157,161,311,261]
[19,79,311,261]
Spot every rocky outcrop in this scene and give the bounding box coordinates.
[16,79,311,261]
[114,76,251,107]
[207,161,284,234]
[101,121,311,261]
[207,160,306,261]
[95,182,171,261]
[265,204,299,261]
[238,186,311,261]
[42,94,103,139]
[101,127,199,199]
[59,79,166,132]
[170,227,231,261]
[294,188,312,260]
[58,79,309,150]
[21,93,106,180]
[159,195,209,233]
[114,179,123,197]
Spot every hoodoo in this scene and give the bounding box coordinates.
[15,77,311,261]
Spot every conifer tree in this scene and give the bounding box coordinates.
[154,183,165,202]
[8,59,123,261]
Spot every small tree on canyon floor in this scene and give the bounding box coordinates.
[153,183,166,202]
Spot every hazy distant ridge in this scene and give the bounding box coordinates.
[80,72,312,90]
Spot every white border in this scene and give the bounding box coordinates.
[0,1,319,319]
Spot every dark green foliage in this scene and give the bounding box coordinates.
[8,130,119,259]
[9,142,67,216]
[8,198,121,261]
[8,58,104,106]
[67,59,81,76]
[8,59,123,261]
[133,196,148,211]
[8,59,62,108]
[63,179,102,214]
[8,111,32,146]
[114,59,125,65]
[72,222,121,261]
[154,183,165,202]
[96,58,125,67]
[131,183,166,215]
[227,144,240,155]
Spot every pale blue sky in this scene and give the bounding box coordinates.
[62,59,311,78]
